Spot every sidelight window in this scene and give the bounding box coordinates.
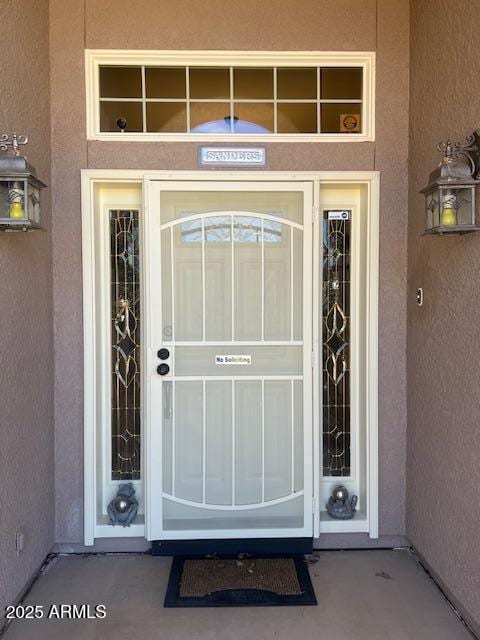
[110,209,141,480]
[322,210,351,477]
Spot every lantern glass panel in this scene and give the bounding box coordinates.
[425,189,440,230]
[27,182,41,224]
[0,179,27,220]
[439,186,474,227]
[0,181,11,218]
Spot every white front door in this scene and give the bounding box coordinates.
[145,181,313,540]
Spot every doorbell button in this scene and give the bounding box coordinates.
[157,348,170,360]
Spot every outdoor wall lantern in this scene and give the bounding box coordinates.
[421,131,480,235]
[0,133,46,231]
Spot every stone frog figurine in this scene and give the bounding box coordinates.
[108,482,139,527]
[326,485,358,520]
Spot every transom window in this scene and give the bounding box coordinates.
[86,51,375,141]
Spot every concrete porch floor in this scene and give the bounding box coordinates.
[3,549,473,640]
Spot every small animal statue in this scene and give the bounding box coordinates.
[107,483,139,526]
[326,485,358,520]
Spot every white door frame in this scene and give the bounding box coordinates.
[81,170,379,545]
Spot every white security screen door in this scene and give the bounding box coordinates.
[145,181,313,540]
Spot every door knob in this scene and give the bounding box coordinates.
[157,363,170,376]
[157,348,170,360]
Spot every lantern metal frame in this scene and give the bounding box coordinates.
[0,133,46,232]
[420,131,480,235]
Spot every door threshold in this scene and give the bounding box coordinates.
[151,538,313,556]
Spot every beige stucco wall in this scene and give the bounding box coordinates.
[407,0,480,631]
[0,0,54,616]
[50,0,409,545]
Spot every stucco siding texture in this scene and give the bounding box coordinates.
[50,0,409,542]
[407,0,480,629]
[49,0,88,546]
[0,0,54,616]
[375,0,409,536]
[85,0,377,51]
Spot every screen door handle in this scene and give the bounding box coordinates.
[163,380,172,419]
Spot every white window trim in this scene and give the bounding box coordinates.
[85,50,376,143]
[82,170,379,545]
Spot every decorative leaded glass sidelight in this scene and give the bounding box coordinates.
[110,210,141,480]
[322,211,351,476]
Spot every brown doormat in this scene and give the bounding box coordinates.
[164,555,317,607]
[181,558,301,597]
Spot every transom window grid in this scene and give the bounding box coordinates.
[98,65,364,135]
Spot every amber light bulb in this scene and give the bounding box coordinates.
[9,182,25,219]
[441,192,456,226]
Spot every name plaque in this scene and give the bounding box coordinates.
[199,147,266,167]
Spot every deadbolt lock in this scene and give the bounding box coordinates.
[157,363,170,376]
